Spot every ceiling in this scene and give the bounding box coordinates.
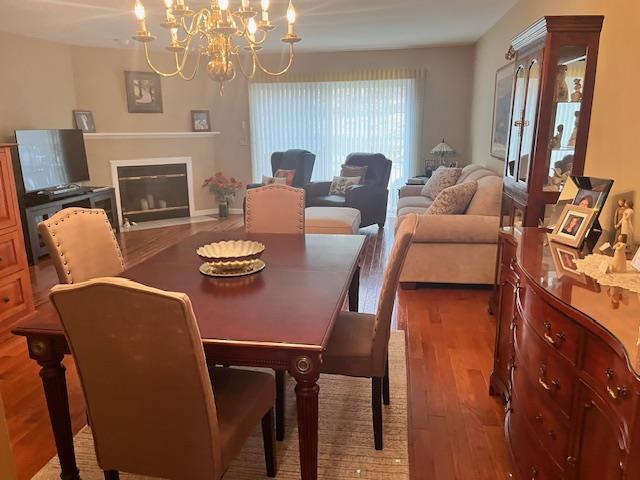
[1,0,518,51]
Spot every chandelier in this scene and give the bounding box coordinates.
[132,0,301,93]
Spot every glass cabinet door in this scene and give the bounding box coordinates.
[544,45,588,191]
[518,60,541,184]
[506,66,527,179]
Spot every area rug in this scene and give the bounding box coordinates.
[33,332,408,479]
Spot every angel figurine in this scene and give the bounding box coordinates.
[555,65,569,102]
[550,124,564,149]
[570,79,583,102]
[612,236,628,273]
[616,200,634,246]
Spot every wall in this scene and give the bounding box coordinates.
[470,0,640,238]
[0,32,76,141]
[213,46,476,187]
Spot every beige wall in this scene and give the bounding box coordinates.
[0,32,76,141]
[470,0,640,238]
[213,46,476,189]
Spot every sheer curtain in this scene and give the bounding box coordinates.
[249,71,422,211]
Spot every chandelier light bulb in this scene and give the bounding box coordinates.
[164,0,173,8]
[134,0,146,21]
[287,1,296,24]
[248,17,258,35]
[218,0,229,11]
[261,0,269,11]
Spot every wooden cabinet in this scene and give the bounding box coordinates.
[0,145,34,327]
[492,228,640,479]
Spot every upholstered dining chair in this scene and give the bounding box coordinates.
[38,207,125,284]
[50,277,277,480]
[245,184,305,234]
[321,213,418,450]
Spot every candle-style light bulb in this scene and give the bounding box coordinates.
[164,0,173,8]
[260,0,269,22]
[261,0,269,10]
[248,17,257,37]
[287,1,296,35]
[241,0,250,9]
[219,0,229,10]
[170,27,178,42]
[134,0,146,21]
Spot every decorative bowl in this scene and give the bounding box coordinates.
[196,240,265,270]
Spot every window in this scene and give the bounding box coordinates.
[249,74,421,211]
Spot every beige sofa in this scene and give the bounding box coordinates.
[397,165,502,285]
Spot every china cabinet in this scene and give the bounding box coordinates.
[500,16,603,229]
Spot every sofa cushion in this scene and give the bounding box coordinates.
[309,195,347,207]
[274,169,296,186]
[397,206,429,217]
[465,176,503,216]
[329,176,361,196]
[397,195,432,210]
[459,168,499,184]
[426,181,478,215]
[340,164,368,183]
[421,167,462,199]
[456,164,486,184]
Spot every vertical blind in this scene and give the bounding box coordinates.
[248,72,421,211]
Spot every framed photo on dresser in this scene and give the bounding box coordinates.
[549,204,596,248]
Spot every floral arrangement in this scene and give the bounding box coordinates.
[202,172,243,204]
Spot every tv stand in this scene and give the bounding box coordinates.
[24,184,93,206]
[22,187,119,264]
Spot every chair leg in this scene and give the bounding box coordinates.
[104,471,119,480]
[261,408,278,477]
[275,370,286,441]
[383,357,390,406]
[372,377,383,450]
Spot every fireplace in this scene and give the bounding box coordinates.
[110,157,195,226]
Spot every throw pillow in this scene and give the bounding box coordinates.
[262,175,287,185]
[425,181,478,215]
[421,167,463,199]
[340,164,368,184]
[329,176,361,196]
[275,169,296,186]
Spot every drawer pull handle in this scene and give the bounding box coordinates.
[538,365,560,391]
[535,413,543,423]
[607,385,630,400]
[543,321,565,347]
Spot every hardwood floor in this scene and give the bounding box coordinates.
[1,215,511,479]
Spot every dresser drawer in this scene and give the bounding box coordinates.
[0,151,18,233]
[0,231,24,278]
[515,313,575,417]
[0,271,30,324]
[520,283,580,365]
[513,367,570,469]
[582,333,639,425]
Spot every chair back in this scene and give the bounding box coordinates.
[372,214,418,373]
[271,150,316,188]
[49,277,224,480]
[245,184,305,234]
[345,153,392,188]
[38,208,124,284]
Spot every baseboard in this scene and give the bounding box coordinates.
[191,208,243,217]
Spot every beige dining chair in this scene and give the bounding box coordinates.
[321,213,418,450]
[245,184,305,234]
[50,277,277,480]
[38,208,125,284]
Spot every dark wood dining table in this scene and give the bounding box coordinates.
[12,231,365,480]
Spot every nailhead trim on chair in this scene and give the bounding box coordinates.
[43,208,125,283]
[245,184,305,233]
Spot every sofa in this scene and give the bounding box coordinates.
[397,164,503,285]
[305,153,392,228]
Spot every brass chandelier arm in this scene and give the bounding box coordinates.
[253,44,295,77]
[175,43,203,81]
[234,50,257,79]
[143,33,195,78]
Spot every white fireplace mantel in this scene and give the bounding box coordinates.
[85,132,220,141]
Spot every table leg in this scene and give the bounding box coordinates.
[348,266,360,312]
[28,337,80,480]
[290,355,320,480]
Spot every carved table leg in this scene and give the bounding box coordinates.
[290,355,320,480]
[29,337,80,480]
[349,266,360,312]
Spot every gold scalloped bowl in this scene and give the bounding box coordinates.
[196,240,265,271]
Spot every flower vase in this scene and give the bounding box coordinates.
[218,200,229,218]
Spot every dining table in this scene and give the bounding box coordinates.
[12,230,365,480]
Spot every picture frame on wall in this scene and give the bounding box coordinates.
[549,204,596,248]
[191,110,211,132]
[125,71,163,113]
[491,63,515,159]
[73,110,96,133]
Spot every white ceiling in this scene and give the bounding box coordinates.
[1,0,517,51]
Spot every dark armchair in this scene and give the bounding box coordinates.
[247,149,316,190]
[305,153,392,228]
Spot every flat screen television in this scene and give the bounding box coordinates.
[15,129,90,193]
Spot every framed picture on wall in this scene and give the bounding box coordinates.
[191,110,211,132]
[125,71,163,113]
[73,110,96,133]
[490,63,515,159]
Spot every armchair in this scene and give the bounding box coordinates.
[305,153,392,228]
[247,149,316,190]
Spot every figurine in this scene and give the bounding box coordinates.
[616,200,635,245]
[612,236,628,273]
[550,124,564,149]
[568,110,579,147]
[614,199,627,241]
[570,79,583,102]
[555,65,569,102]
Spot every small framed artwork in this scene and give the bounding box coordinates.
[570,176,614,212]
[491,63,515,159]
[191,110,211,132]
[125,71,163,113]
[73,110,96,133]
[549,204,596,248]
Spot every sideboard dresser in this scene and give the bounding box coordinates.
[491,227,640,479]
